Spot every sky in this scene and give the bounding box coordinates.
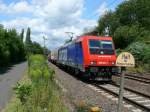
[0,0,124,50]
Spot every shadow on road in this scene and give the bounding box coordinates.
[0,61,26,75]
[0,66,13,75]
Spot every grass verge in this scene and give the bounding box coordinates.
[3,54,68,112]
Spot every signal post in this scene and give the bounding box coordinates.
[116,52,135,112]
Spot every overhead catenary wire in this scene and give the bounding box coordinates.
[65,32,75,41]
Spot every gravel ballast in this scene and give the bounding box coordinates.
[48,62,132,112]
[112,75,150,96]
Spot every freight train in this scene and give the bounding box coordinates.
[49,36,117,81]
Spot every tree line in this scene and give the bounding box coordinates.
[0,25,45,68]
[84,0,150,69]
[25,27,45,55]
[0,25,26,67]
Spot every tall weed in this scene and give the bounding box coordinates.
[12,54,68,112]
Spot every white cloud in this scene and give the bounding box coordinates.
[11,1,31,13]
[0,1,32,14]
[1,0,97,50]
[95,2,108,16]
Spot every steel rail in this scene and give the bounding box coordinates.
[114,74,150,84]
[94,83,150,112]
[111,82,150,99]
[126,74,150,81]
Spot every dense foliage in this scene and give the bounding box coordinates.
[26,41,44,54]
[0,25,26,67]
[127,42,145,63]
[87,0,150,48]
[0,25,46,67]
[84,0,150,70]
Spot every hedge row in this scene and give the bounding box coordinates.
[0,25,26,67]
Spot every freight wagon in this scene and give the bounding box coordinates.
[50,48,59,64]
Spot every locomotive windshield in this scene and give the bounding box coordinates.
[89,40,114,55]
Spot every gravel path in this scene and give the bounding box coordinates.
[0,62,27,111]
[49,62,131,112]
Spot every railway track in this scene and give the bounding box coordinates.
[114,74,150,84]
[90,83,150,112]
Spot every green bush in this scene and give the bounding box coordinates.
[142,45,150,64]
[29,55,54,82]
[127,42,150,71]
[29,69,42,81]
[23,54,67,112]
[14,83,32,105]
[127,42,144,61]
[29,54,45,62]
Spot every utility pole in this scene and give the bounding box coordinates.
[43,36,47,55]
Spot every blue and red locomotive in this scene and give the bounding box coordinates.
[50,36,117,81]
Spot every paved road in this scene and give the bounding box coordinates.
[0,62,27,111]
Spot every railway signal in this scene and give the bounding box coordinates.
[116,52,135,112]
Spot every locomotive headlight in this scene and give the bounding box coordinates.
[90,61,96,65]
[112,62,115,65]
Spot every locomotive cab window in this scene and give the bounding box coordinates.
[89,40,114,55]
[101,41,113,49]
[89,40,101,48]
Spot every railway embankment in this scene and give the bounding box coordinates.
[48,62,133,112]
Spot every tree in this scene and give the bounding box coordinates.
[0,26,26,67]
[0,24,4,29]
[29,42,44,54]
[97,11,120,36]
[95,0,150,48]
[134,0,150,30]
[114,25,139,48]
[24,28,46,55]
[116,0,137,26]
[0,26,10,66]
[20,29,24,42]
[25,27,31,44]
